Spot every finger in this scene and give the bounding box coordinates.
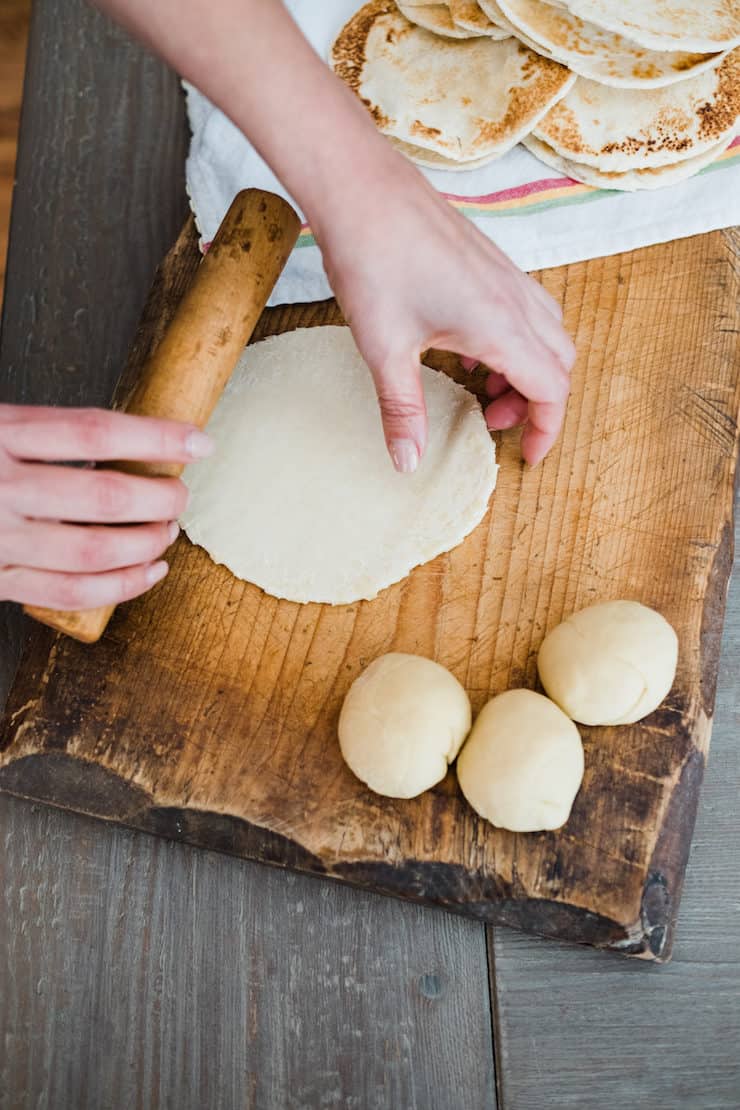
[0,407,214,463]
[8,463,188,523]
[0,560,169,610]
[524,301,577,376]
[475,313,571,405]
[460,356,479,372]
[0,520,179,573]
[485,371,510,400]
[485,389,529,431]
[521,398,567,467]
[524,277,563,322]
[369,354,428,474]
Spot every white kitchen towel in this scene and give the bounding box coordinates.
[184,0,740,307]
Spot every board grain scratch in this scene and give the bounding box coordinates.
[1,219,738,960]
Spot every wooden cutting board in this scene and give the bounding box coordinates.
[1,220,738,960]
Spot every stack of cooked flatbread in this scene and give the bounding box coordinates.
[330,0,740,190]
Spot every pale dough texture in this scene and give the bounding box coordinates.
[181,327,498,605]
[456,689,584,831]
[338,653,472,798]
[537,600,679,726]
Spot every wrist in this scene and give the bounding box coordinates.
[305,133,426,252]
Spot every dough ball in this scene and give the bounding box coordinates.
[456,690,584,832]
[537,600,678,726]
[338,653,472,799]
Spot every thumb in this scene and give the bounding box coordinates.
[370,355,428,474]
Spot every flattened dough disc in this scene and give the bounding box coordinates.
[181,327,498,605]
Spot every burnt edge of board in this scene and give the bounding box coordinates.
[1,220,736,961]
[0,738,701,959]
[643,514,736,960]
[0,747,629,951]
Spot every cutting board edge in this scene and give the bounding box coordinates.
[2,221,737,961]
[0,735,692,962]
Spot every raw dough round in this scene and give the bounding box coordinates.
[456,689,584,831]
[181,327,498,605]
[537,601,678,726]
[338,653,472,798]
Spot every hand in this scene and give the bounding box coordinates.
[0,406,213,611]
[316,158,576,472]
[91,0,574,473]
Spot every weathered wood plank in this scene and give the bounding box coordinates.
[0,794,496,1110]
[0,3,497,1107]
[490,513,740,1108]
[2,221,738,956]
[0,0,189,700]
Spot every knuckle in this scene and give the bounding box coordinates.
[148,524,170,559]
[55,579,86,610]
[76,409,113,458]
[0,521,12,556]
[0,565,22,601]
[376,391,425,421]
[157,421,179,458]
[0,452,19,484]
[374,352,415,386]
[93,472,131,519]
[169,479,189,517]
[115,566,148,604]
[0,527,19,565]
[77,529,113,571]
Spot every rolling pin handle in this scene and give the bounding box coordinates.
[23,189,300,644]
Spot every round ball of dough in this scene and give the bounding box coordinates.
[338,653,472,799]
[537,601,678,726]
[456,690,584,832]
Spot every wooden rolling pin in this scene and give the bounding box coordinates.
[24,189,301,644]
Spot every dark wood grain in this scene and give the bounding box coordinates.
[0,793,495,1110]
[0,3,498,1108]
[0,0,189,700]
[490,510,740,1109]
[2,216,738,958]
[2,0,739,1106]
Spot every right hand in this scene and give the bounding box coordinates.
[0,405,214,611]
[315,154,575,472]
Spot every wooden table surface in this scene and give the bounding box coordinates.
[0,3,738,1107]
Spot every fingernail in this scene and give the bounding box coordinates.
[185,430,215,459]
[167,521,180,544]
[146,560,169,586]
[460,356,479,372]
[390,438,419,474]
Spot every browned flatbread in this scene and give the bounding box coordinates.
[523,131,736,191]
[331,1,575,162]
[397,2,487,37]
[535,50,740,171]
[448,0,510,36]
[496,0,725,88]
